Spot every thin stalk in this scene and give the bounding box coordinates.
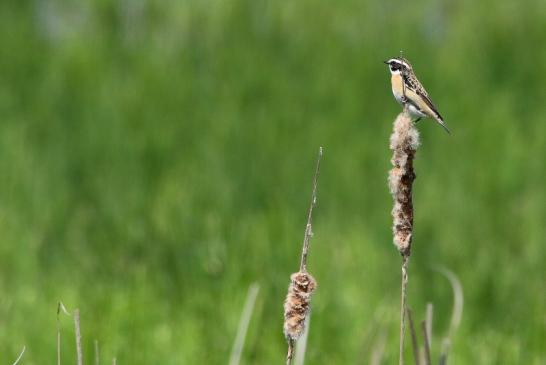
[406,308,420,365]
[74,309,83,365]
[421,321,432,365]
[299,147,323,273]
[285,147,323,365]
[12,346,26,365]
[57,306,62,365]
[57,301,71,365]
[229,283,260,365]
[399,254,409,365]
[425,303,433,351]
[95,340,100,365]
[286,340,295,365]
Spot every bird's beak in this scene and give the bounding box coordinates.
[383,60,389,64]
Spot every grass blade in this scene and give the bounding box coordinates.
[229,283,260,365]
[12,346,26,365]
[74,309,84,365]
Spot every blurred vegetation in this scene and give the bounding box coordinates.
[0,0,545,364]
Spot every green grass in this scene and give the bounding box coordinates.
[0,0,545,363]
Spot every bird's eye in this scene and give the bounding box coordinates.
[390,63,399,71]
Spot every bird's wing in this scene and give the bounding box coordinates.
[403,73,443,120]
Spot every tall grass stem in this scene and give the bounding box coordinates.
[74,309,84,365]
[229,283,260,365]
[11,346,26,365]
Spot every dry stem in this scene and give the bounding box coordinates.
[300,147,323,272]
[286,340,295,365]
[406,308,420,365]
[398,254,409,365]
[421,321,432,365]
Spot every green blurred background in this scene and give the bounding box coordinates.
[1,0,545,364]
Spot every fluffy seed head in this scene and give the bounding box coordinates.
[283,271,317,341]
[389,112,419,256]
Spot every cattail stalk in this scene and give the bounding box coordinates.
[388,106,420,365]
[283,147,323,365]
[398,255,410,365]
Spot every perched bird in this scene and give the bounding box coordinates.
[384,57,450,134]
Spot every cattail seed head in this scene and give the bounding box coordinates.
[283,271,317,341]
[388,111,419,256]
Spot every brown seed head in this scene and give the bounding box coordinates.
[283,271,317,341]
[388,112,419,256]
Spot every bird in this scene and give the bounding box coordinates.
[384,57,450,134]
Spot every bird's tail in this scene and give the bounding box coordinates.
[434,115,451,135]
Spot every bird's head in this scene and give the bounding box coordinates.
[384,58,412,75]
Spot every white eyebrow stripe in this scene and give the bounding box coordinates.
[388,58,410,69]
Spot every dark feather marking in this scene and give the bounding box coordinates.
[403,73,443,121]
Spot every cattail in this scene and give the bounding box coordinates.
[389,108,420,365]
[283,147,322,365]
[388,110,419,256]
[283,271,317,341]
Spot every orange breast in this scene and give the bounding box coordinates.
[391,73,404,103]
[391,74,403,94]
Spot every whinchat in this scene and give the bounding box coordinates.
[384,57,450,134]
